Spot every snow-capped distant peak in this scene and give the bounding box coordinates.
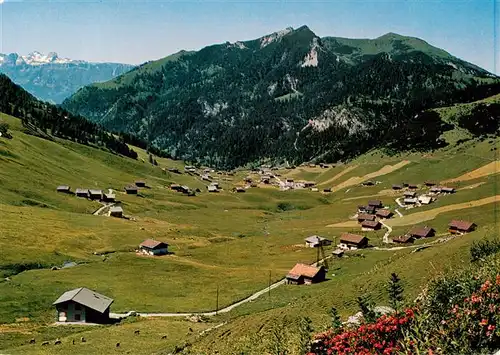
[260,27,294,48]
[0,51,83,66]
[21,51,79,65]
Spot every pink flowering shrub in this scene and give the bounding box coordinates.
[309,273,500,354]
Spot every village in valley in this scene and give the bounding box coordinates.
[40,154,482,331]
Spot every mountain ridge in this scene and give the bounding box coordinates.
[63,26,500,168]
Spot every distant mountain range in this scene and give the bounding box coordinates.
[0,52,134,104]
[62,25,500,168]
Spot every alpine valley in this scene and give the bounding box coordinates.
[0,51,134,104]
[63,25,500,168]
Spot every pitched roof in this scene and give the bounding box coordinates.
[361,220,381,228]
[140,239,169,249]
[358,213,376,221]
[409,226,435,238]
[449,220,475,231]
[392,235,414,243]
[304,235,331,244]
[392,185,402,189]
[418,196,432,204]
[440,186,455,192]
[404,198,418,204]
[109,206,123,213]
[125,186,137,190]
[57,185,70,190]
[376,209,392,217]
[340,233,367,245]
[75,188,88,194]
[88,189,102,195]
[287,263,322,279]
[404,191,416,197]
[53,287,113,313]
[368,200,382,206]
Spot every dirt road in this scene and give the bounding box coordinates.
[111,256,332,319]
[386,195,500,227]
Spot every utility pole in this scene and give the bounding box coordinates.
[215,284,219,315]
[268,270,271,298]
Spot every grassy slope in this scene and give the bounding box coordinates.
[1,102,500,353]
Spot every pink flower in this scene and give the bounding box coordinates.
[481,280,492,292]
[480,319,488,326]
[488,324,496,331]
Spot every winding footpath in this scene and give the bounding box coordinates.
[380,219,393,244]
[111,256,332,319]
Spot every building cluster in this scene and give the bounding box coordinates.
[357,200,392,231]
[56,180,149,218]
[393,181,455,208]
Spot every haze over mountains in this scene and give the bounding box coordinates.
[0,51,134,104]
[62,25,499,168]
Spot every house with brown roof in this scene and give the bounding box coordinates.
[305,235,332,248]
[449,220,476,234]
[235,187,246,193]
[408,226,435,239]
[323,188,332,193]
[404,191,417,198]
[88,189,103,200]
[364,205,376,214]
[103,193,115,202]
[285,263,326,285]
[57,185,71,194]
[392,185,403,190]
[418,195,433,205]
[170,184,182,191]
[368,200,383,208]
[139,239,169,256]
[124,186,138,195]
[53,287,113,324]
[440,187,455,194]
[430,187,442,194]
[408,184,418,190]
[392,235,414,244]
[424,181,437,187]
[109,206,123,218]
[75,188,89,198]
[362,181,375,186]
[339,233,369,250]
[357,213,376,223]
[135,180,146,187]
[361,220,382,231]
[404,197,418,205]
[376,209,393,219]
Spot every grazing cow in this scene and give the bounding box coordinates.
[81,337,86,343]
[134,329,140,335]
[29,338,36,344]
[72,339,75,345]
[189,327,193,332]
[116,343,120,348]
[54,339,62,345]
[161,335,167,339]
[41,341,49,346]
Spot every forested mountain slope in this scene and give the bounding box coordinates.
[63,26,500,168]
[0,74,138,158]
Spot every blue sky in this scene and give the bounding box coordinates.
[0,0,498,73]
